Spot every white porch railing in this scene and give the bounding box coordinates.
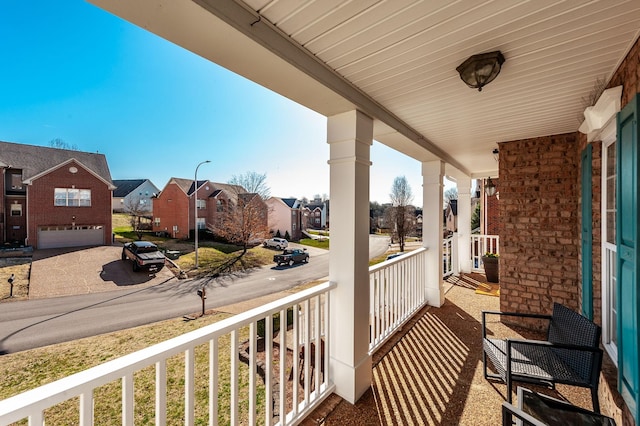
[471,234,500,272]
[369,247,428,353]
[0,281,336,426]
[1,237,498,425]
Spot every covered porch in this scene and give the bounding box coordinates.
[2,0,640,424]
[303,282,603,425]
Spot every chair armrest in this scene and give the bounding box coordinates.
[482,311,551,338]
[506,338,601,353]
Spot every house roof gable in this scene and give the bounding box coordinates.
[0,141,113,186]
[113,179,147,197]
[25,158,116,190]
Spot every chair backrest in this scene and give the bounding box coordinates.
[547,303,601,382]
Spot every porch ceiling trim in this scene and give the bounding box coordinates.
[193,0,470,176]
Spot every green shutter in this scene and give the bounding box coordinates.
[581,144,593,319]
[616,93,640,422]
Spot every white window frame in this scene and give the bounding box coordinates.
[601,120,617,364]
[54,188,91,207]
[197,199,206,209]
[10,204,22,216]
[154,217,160,227]
[196,217,206,230]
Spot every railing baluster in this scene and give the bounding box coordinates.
[303,299,311,403]
[210,338,219,426]
[279,308,287,424]
[79,391,93,426]
[230,330,238,425]
[264,314,273,424]
[248,322,256,426]
[292,305,299,416]
[185,348,195,426]
[156,359,166,426]
[122,373,134,426]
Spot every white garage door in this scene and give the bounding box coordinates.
[38,226,105,249]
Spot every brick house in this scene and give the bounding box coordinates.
[112,179,160,214]
[301,198,329,230]
[152,177,266,240]
[0,141,115,249]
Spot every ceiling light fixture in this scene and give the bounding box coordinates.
[456,51,505,91]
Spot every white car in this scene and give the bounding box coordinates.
[263,237,288,249]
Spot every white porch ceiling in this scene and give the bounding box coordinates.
[89,0,640,179]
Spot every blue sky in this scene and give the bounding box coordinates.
[0,0,432,206]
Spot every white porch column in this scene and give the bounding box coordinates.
[327,110,373,404]
[422,161,445,307]
[457,176,472,273]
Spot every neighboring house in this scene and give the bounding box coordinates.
[302,197,328,230]
[266,197,303,241]
[446,196,480,234]
[152,177,266,240]
[0,141,115,249]
[112,179,159,214]
[445,199,457,232]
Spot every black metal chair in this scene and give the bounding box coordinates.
[502,387,615,426]
[483,302,603,412]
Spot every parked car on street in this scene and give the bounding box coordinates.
[263,237,288,249]
[122,241,166,272]
[274,248,309,267]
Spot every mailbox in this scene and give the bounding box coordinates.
[197,288,206,299]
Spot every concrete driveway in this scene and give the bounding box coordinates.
[29,245,177,299]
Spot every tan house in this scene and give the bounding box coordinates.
[265,196,303,241]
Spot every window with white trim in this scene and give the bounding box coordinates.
[10,204,22,216]
[602,131,617,362]
[54,188,92,206]
[196,217,206,229]
[197,199,206,209]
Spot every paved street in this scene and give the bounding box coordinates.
[0,235,392,354]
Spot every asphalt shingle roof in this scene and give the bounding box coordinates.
[112,179,146,197]
[0,141,113,184]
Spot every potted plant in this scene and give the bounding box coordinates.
[481,252,499,283]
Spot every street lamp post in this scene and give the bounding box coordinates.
[194,160,211,269]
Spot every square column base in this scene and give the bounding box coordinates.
[330,353,372,404]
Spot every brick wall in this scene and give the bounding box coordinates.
[152,182,190,239]
[485,178,499,235]
[498,133,580,315]
[27,161,113,247]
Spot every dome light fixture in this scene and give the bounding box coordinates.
[456,51,505,91]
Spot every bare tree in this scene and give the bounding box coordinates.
[48,138,78,150]
[208,192,270,254]
[124,196,151,240]
[389,176,414,252]
[228,171,270,200]
[444,187,458,204]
